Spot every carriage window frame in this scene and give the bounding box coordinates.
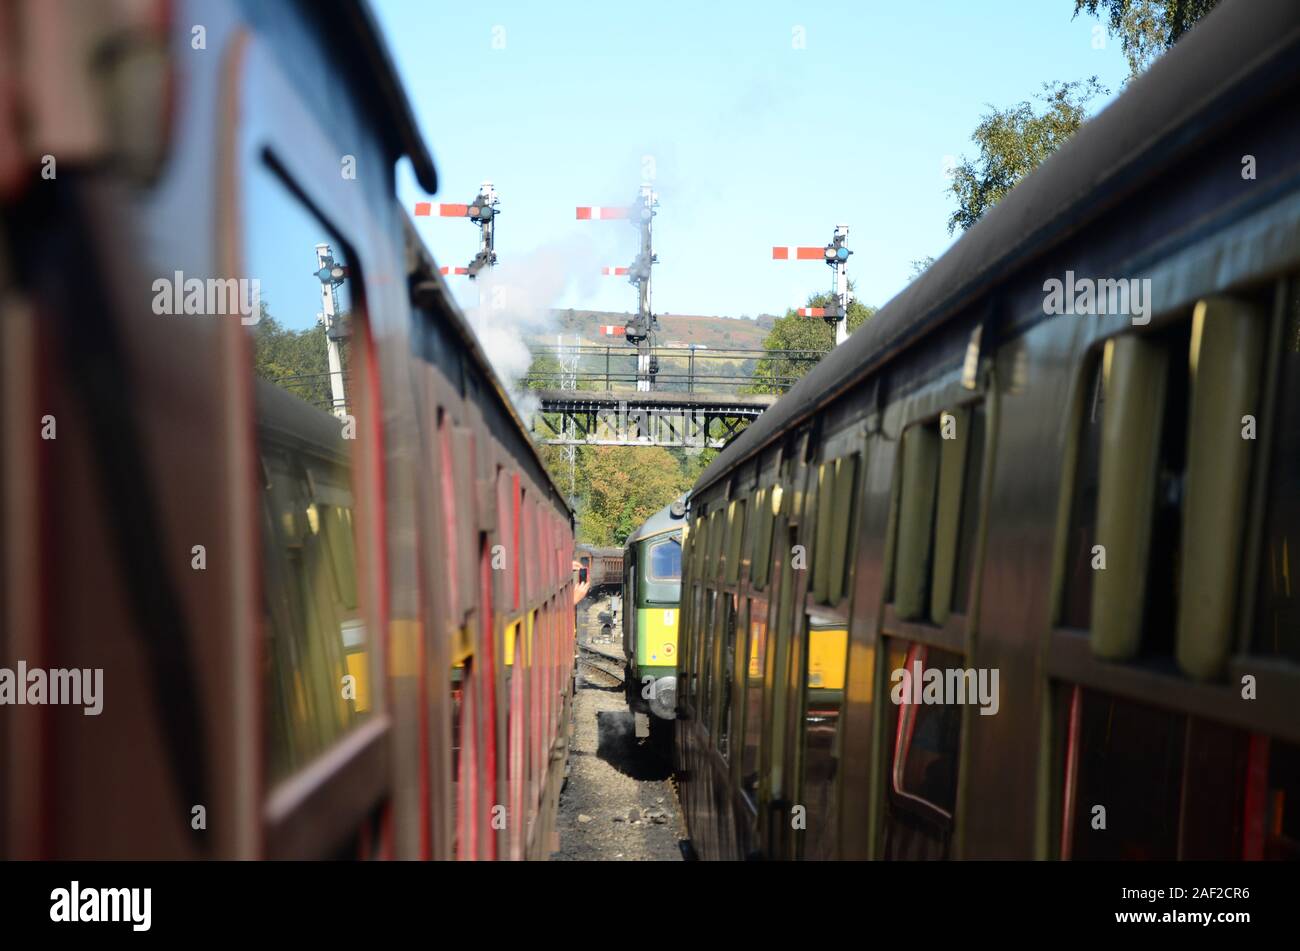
[724,498,747,585]
[811,452,860,606]
[1052,301,1266,677]
[878,639,965,862]
[706,509,724,580]
[882,400,986,654]
[751,487,773,589]
[242,145,390,860]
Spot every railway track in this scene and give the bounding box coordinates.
[577,642,624,689]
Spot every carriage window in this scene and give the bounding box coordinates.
[648,536,681,581]
[741,599,768,803]
[892,425,939,621]
[800,613,848,859]
[707,509,724,579]
[752,487,774,589]
[724,498,747,584]
[1253,285,1300,664]
[684,581,702,707]
[813,454,859,605]
[1060,688,1183,859]
[812,462,835,604]
[949,408,985,616]
[882,641,963,860]
[689,514,705,575]
[893,406,984,625]
[1057,685,1299,859]
[699,590,718,734]
[718,596,742,761]
[828,454,859,604]
[1081,328,1187,663]
[248,168,355,415]
[1059,357,1104,629]
[706,593,733,745]
[246,162,373,784]
[1078,299,1264,677]
[1251,738,1300,860]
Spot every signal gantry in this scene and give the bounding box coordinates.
[578,184,659,391]
[772,224,853,346]
[415,181,500,280]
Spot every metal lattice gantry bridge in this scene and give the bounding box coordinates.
[531,389,776,449]
[525,342,823,449]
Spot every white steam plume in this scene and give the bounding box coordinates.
[460,234,602,418]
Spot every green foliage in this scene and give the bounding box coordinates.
[252,309,345,410]
[947,78,1107,234]
[523,352,562,391]
[1074,0,1220,78]
[522,351,602,391]
[677,446,718,486]
[909,256,936,281]
[536,441,715,546]
[743,291,876,395]
[571,446,692,547]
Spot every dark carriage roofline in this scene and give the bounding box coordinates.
[337,0,438,193]
[694,0,1300,496]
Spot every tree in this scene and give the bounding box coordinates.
[947,78,1107,234]
[522,352,562,391]
[1074,0,1221,79]
[576,446,692,546]
[909,256,936,281]
[677,446,718,487]
[744,291,876,395]
[252,309,344,411]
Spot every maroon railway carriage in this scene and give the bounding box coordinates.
[0,0,575,860]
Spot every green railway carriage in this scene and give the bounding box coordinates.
[675,0,1300,861]
[622,499,688,728]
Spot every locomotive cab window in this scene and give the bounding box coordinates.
[648,536,682,582]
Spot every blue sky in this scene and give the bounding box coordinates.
[372,0,1131,322]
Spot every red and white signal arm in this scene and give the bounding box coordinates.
[772,246,824,260]
[577,206,632,220]
[600,325,627,336]
[415,202,477,217]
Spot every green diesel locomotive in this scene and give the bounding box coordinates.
[622,498,688,737]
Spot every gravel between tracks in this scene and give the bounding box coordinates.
[551,598,686,861]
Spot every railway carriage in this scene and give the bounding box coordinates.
[675,0,1300,861]
[1,0,575,860]
[576,545,624,592]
